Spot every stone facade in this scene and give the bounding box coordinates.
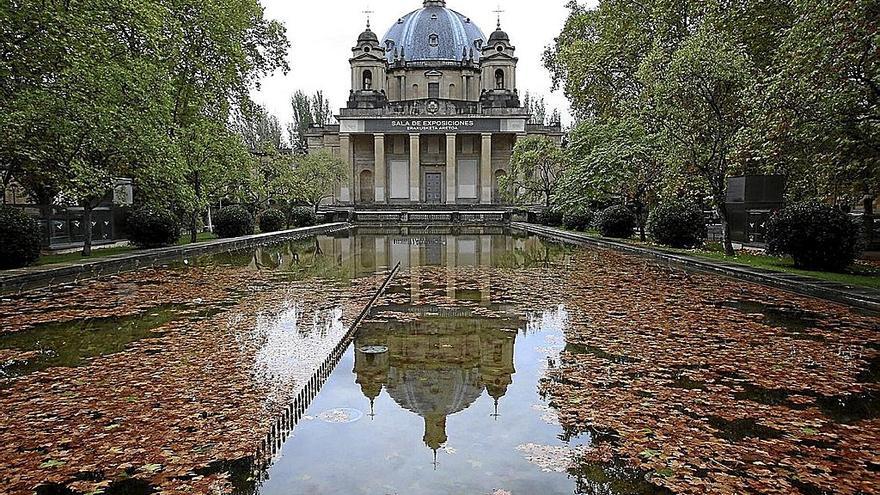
[306,0,563,207]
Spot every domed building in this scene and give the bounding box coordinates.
[307,0,562,207]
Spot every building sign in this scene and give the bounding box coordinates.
[363,118,507,134]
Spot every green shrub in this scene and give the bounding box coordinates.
[288,206,317,228]
[539,206,564,227]
[0,206,42,268]
[126,208,180,248]
[214,205,255,238]
[562,207,594,231]
[647,200,707,248]
[258,208,286,233]
[595,205,637,238]
[766,202,862,271]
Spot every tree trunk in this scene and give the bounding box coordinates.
[716,201,735,256]
[864,193,875,249]
[190,171,201,243]
[190,210,198,244]
[635,202,646,242]
[82,202,93,257]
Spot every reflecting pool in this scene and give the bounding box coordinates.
[1,226,877,495]
[239,229,665,494]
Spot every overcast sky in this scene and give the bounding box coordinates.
[251,0,591,134]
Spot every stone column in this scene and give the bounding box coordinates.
[409,134,420,202]
[480,133,493,204]
[339,133,352,203]
[446,133,457,205]
[374,134,386,203]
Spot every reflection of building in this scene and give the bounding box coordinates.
[241,231,571,289]
[354,311,518,456]
[307,0,562,206]
[316,229,553,276]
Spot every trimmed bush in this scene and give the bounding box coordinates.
[258,208,286,233]
[0,206,42,269]
[766,202,862,271]
[595,205,637,238]
[214,205,255,238]
[539,206,564,227]
[562,207,594,231]
[288,206,317,228]
[126,208,180,248]
[647,200,707,248]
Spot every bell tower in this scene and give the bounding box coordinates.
[479,17,519,108]
[348,18,388,109]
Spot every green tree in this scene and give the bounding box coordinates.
[162,0,289,241]
[1,0,289,255]
[291,150,348,212]
[236,102,285,153]
[502,136,568,208]
[288,90,333,154]
[762,0,879,244]
[640,26,756,255]
[561,118,664,240]
[523,92,547,125]
[179,118,250,242]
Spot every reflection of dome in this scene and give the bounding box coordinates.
[382,0,486,63]
[386,367,483,417]
[353,310,519,454]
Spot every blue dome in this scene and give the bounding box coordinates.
[382,2,487,63]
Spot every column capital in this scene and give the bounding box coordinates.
[373,133,385,139]
[446,132,457,138]
[481,133,493,138]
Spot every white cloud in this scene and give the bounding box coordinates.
[251,0,593,129]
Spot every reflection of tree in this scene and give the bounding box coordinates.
[568,454,673,495]
[492,237,572,269]
[353,313,519,457]
[208,237,355,282]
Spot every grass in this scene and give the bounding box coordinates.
[566,228,880,290]
[34,232,218,267]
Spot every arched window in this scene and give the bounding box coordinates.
[494,69,505,89]
[362,70,373,90]
[412,83,419,97]
[449,83,456,99]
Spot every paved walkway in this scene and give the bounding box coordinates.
[513,222,880,313]
[0,223,351,295]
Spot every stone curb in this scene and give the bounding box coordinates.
[0,223,352,296]
[512,222,880,313]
